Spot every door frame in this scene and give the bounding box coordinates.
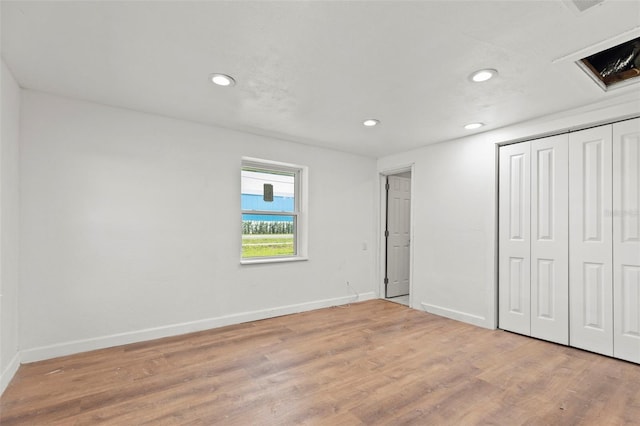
[379,164,415,306]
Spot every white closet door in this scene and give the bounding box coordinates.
[569,125,613,356]
[613,118,640,363]
[499,142,531,335]
[531,134,569,344]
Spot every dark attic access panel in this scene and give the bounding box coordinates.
[581,37,640,90]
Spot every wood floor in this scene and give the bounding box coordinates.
[1,300,639,425]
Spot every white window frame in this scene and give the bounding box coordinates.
[240,157,308,264]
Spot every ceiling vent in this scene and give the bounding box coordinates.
[578,37,640,91]
[562,0,606,14]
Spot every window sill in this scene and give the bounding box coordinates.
[240,256,309,265]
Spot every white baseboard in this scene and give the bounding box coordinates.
[0,351,21,396]
[21,292,377,364]
[420,302,490,329]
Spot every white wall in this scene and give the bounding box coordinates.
[1,59,21,392]
[19,90,377,361]
[378,93,640,329]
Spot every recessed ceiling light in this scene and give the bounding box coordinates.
[363,119,380,127]
[464,122,484,130]
[210,73,236,87]
[470,69,498,82]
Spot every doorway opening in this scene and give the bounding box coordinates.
[384,170,412,306]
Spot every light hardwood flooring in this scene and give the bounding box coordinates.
[1,300,639,425]
[386,295,409,306]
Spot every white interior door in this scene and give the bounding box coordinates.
[386,175,411,298]
[530,134,569,344]
[613,118,640,363]
[569,125,613,356]
[499,142,531,335]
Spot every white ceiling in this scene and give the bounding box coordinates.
[2,1,639,157]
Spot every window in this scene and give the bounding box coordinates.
[241,158,307,263]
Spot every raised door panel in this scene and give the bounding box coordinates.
[499,142,531,335]
[569,125,613,356]
[613,118,640,363]
[531,134,569,344]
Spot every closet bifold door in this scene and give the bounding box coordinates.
[530,135,569,345]
[569,125,613,356]
[613,117,640,364]
[499,142,531,335]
